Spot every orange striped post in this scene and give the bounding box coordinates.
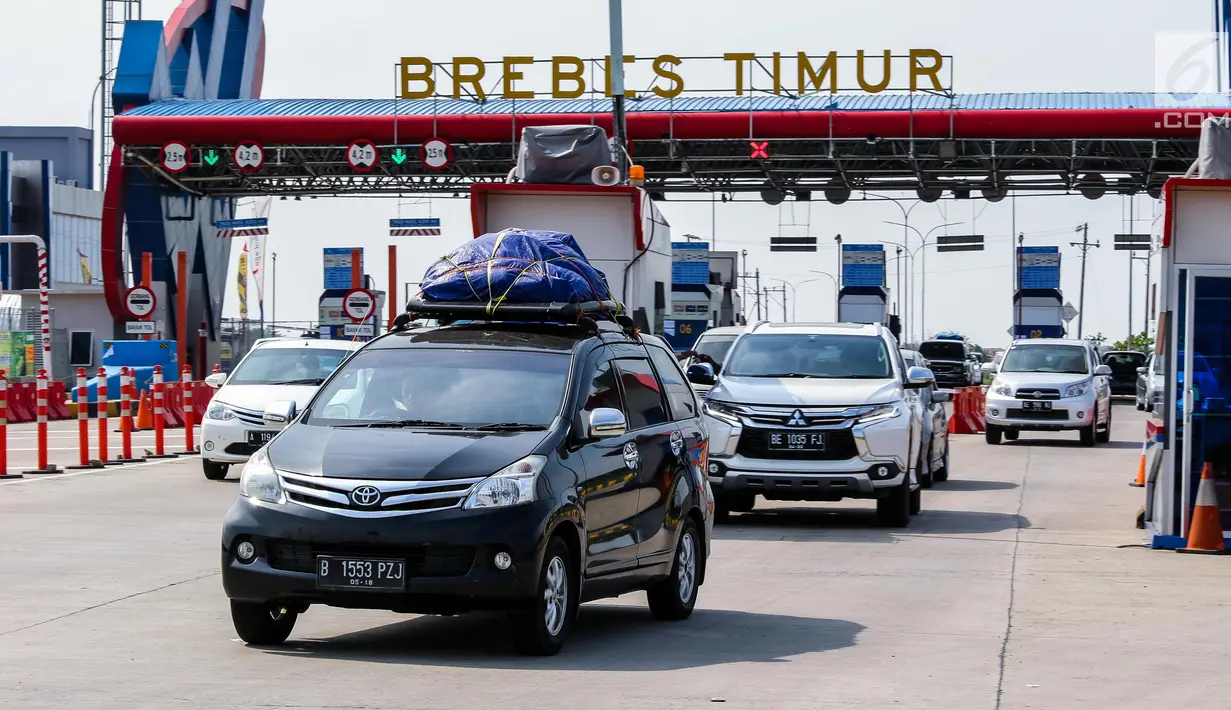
[180,364,196,454]
[147,365,177,459]
[0,370,17,478]
[67,367,100,469]
[116,367,140,462]
[22,369,58,474]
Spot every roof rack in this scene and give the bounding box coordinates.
[405,298,638,336]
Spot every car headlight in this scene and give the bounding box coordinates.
[1064,381,1090,398]
[463,455,546,510]
[992,380,1013,397]
[205,401,236,421]
[702,400,742,425]
[239,448,284,504]
[857,404,901,424]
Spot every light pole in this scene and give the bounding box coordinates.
[270,252,277,335]
[883,220,962,342]
[805,271,839,320]
[769,275,836,321]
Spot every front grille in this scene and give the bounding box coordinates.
[227,404,265,427]
[1014,388,1061,401]
[279,471,485,516]
[225,442,262,456]
[1006,407,1069,420]
[736,428,860,460]
[266,540,476,576]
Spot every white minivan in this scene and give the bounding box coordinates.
[200,337,362,480]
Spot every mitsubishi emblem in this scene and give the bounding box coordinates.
[787,409,808,427]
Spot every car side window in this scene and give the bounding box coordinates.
[613,358,669,430]
[892,345,909,382]
[581,359,625,417]
[646,344,698,421]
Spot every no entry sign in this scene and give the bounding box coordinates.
[124,285,157,319]
[343,288,377,323]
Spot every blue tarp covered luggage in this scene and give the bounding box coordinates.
[420,229,612,305]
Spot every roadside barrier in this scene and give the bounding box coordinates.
[22,369,59,474]
[146,366,177,459]
[9,381,34,424]
[0,370,15,479]
[67,368,102,470]
[179,365,197,454]
[115,367,141,463]
[948,387,982,435]
[1178,462,1227,555]
[47,381,69,420]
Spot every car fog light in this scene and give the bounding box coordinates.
[493,552,512,570]
[236,541,256,562]
[203,441,214,452]
[1077,411,1085,419]
[989,408,999,417]
[708,463,719,474]
[877,466,889,477]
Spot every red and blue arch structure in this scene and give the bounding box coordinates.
[105,0,1231,334]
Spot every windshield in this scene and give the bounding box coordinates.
[227,346,351,385]
[693,334,738,365]
[918,341,965,361]
[1103,352,1146,371]
[723,333,893,378]
[307,347,571,427]
[1001,344,1089,375]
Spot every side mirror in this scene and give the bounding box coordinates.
[1094,364,1113,377]
[204,372,227,389]
[588,407,627,438]
[932,390,952,403]
[263,400,297,429]
[686,362,716,386]
[905,366,936,389]
[1136,366,1148,375]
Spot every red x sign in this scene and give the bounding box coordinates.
[750,141,769,159]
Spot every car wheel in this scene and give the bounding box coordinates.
[909,485,922,516]
[934,449,950,483]
[919,454,934,488]
[1096,403,1112,443]
[647,519,701,621]
[1004,429,1019,441]
[985,425,1002,445]
[203,460,230,480]
[230,600,298,645]
[510,536,575,656]
[1080,411,1097,447]
[876,478,911,528]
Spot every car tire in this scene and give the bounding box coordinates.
[1080,412,1097,447]
[934,449,950,483]
[203,460,229,481]
[230,600,298,645]
[647,519,701,621]
[985,425,1002,445]
[909,485,922,516]
[1004,429,1019,441]
[510,536,575,656]
[1096,403,1112,443]
[876,478,911,528]
[920,455,934,488]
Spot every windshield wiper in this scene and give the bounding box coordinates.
[269,377,325,386]
[755,372,817,378]
[467,422,548,432]
[334,419,464,429]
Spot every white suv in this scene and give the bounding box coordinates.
[200,338,361,480]
[691,321,933,528]
[984,338,1113,446]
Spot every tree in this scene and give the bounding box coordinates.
[1085,332,1107,347]
[1110,331,1154,352]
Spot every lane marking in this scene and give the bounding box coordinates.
[1,454,200,485]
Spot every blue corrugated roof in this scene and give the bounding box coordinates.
[120,92,1231,118]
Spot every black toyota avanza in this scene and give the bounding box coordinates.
[220,302,713,655]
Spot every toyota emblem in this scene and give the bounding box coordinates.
[350,485,381,507]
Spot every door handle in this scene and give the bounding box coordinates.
[1184,389,1194,417]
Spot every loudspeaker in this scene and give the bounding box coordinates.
[591,165,621,186]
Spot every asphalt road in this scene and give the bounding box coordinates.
[1,401,1227,709]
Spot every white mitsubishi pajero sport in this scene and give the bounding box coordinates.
[689,321,934,528]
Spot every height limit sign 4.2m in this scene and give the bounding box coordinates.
[347,139,379,172]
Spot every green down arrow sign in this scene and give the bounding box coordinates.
[391,148,408,165]
[203,149,219,166]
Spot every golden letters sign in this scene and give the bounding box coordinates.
[398,51,948,100]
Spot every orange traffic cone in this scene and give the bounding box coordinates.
[1178,463,1227,554]
[1130,440,1147,487]
[134,390,154,431]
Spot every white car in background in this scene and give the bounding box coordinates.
[681,325,745,398]
[199,337,361,480]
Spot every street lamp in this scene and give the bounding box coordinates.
[883,220,961,342]
[806,270,839,320]
[768,275,837,321]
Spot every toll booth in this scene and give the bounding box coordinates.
[837,286,889,325]
[1011,288,1065,339]
[1145,178,1231,548]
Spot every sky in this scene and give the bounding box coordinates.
[0,0,1218,347]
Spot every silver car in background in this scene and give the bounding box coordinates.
[901,349,952,486]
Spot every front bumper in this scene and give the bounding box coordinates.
[984,391,1096,430]
[201,416,272,463]
[221,496,552,613]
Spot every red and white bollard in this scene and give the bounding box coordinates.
[117,367,140,462]
[22,369,58,474]
[97,367,118,465]
[67,367,100,469]
[148,365,177,459]
[180,364,197,454]
[0,370,17,479]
